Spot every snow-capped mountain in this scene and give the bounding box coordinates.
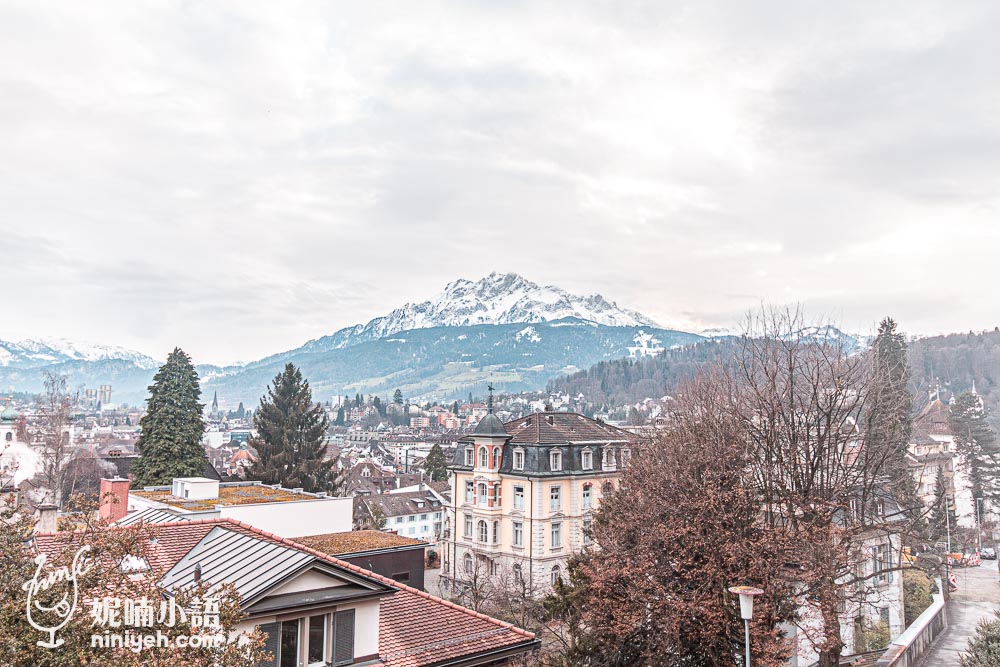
[296,272,659,354]
[0,337,159,369]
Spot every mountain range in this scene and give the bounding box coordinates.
[0,273,856,406]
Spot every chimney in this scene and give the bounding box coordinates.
[36,504,58,533]
[99,477,131,523]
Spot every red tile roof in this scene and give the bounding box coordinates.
[34,519,536,666]
[503,411,640,445]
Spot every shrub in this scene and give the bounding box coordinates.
[961,611,1000,666]
[903,569,934,626]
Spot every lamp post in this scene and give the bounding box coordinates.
[975,496,983,555]
[729,585,764,667]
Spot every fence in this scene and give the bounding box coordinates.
[874,578,947,667]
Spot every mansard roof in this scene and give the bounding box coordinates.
[503,411,639,445]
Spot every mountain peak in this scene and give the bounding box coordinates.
[307,272,660,352]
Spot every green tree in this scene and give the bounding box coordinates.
[961,611,1000,666]
[903,570,934,627]
[335,406,346,426]
[868,318,921,526]
[249,363,340,494]
[393,388,404,405]
[424,443,449,482]
[132,348,208,486]
[951,392,1000,505]
[928,466,956,541]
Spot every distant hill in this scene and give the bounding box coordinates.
[202,319,701,404]
[547,327,1000,426]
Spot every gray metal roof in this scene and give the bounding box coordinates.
[161,527,314,604]
[473,413,509,438]
[116,508,192,526]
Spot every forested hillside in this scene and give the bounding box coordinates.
[549,328,1000,425]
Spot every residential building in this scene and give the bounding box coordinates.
[296,530,428,590]
[441,409,639,593]
[34,518,539,666]
[112,476,353,538]
[354,488,446,541]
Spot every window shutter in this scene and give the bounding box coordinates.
[258,622,279,667]
[333,609,356,665]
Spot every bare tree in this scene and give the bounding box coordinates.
[731,309,921,666]
[28,372,78,507]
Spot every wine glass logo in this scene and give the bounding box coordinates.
[21,545,92,648]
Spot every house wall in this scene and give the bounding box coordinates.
[343,548,426,591]
[222,496,353,538]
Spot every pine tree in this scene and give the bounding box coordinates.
[950,392,1000,506]
[393,388,404,405]
[132,348,208,486]
[424,443,449,482]
[335,406,346,426]
[249,363,340,494]
[867,318,921,524]
[235,401,245,419]
[927,466,955,541]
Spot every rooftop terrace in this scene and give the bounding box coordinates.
[132,481,329,511]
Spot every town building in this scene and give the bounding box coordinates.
[296,530,428,590]
[34,518,539,666]
[440,408,639,594]
[353,487,446,541]
[110,476,353,539]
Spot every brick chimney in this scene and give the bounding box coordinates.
[36,504,58,533]
[99,477,130,523]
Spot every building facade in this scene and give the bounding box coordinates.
[441,410,639,594]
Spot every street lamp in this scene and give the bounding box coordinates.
[975,496,983,555]
[729,585,764,667]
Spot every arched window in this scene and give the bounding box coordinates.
[550,565,561,586]
[492,520,500,544]
[492,446,500,468]
[479,447,488,468]
[478,520,489,543]
[513,563,522,583]
[477,483,487,505]
[464,553,473,574]
[602,481,613,497]
[4,432,11,442]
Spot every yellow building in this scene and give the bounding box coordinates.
[441,409,639,594]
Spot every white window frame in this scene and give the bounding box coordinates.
[513,521,523,547]
[513,448,525,471]
[582,483,592,509]
[464,447,474,466]
[551,521,561,548]
[479,447,489,468]
[513,485,525,510]
[581,448,593,470]
[550,485,561,511]
[550,449,562,472]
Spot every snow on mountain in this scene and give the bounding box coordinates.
[304,272,659,352]
[0,337,160,369]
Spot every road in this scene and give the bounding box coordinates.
[919,561,1000,665]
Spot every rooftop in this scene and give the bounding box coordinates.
[132,481,328,511]
[501,411,640,445]
[295,529,426,556]
[34,518,537,666]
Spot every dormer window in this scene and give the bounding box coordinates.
[581,449,593,470]
[513,448,525,471]
[550,449,562,472]
[465,447,474,466]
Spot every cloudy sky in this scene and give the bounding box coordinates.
[3,1,999,364]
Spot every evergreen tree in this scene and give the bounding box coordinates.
[335,406,346,426]
[424,442,449,482]
[393,388,404,405]
[867,318,921,525]
[451,400,459,415]
[950,392,1000,506]
[249,363,340,494]
[928,466,955,541]
[235,401,246,419]
[960,610,1000,666]
[132,348,208,486]
[373,396,385,417]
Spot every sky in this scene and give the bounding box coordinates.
[3,1,999,365]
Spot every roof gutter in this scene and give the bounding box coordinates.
[425,637,541,667]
